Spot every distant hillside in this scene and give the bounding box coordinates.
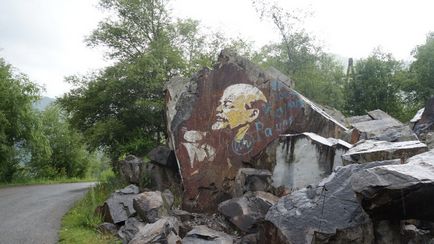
[33,96,55,111]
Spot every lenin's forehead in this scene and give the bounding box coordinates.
[221,83,261,100]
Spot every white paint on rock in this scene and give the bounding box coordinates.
[273,133,352,189]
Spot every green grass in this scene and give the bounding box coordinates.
[59,170,125,244]
[0,176,96,188]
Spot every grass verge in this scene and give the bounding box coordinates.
[59,171,124,244]
[0,177,96,188]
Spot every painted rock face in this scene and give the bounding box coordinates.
[166,50,347,212]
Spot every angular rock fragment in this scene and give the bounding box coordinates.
[342,140,427,165]
[129,217,180,244]
[133,191,171,223]
[351,149,434,220]
[218,191,278,233]
[265,160,398,244]
[272,133,351,190]
[166,50,347,211]
[103,185,138,224]
[233,168,273,197]
[182,225,234,244]
[118,217,147,244]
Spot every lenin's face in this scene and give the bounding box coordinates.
[211,84,266,131]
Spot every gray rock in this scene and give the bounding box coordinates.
[351,149,434,220]
[347,110,418,143]
[118,217,146,244]
[234,168,273,197]
[182,225,233,244]
[265,160,399,244]
[218,191,279,233]
[119,155,144,185]
[342,140,427,165]
[147,145,177,168]
[133,191,170,223]
[103,185,138,224]
[97,222,118,235]
[129,216,180,244]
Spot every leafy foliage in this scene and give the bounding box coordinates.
[403,33,434,106]
[28,105,93,178]
[0,58,41,182]
[344,50,405,119]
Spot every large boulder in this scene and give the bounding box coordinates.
[119,155,144,185]
[342,140,427,165]
[133,190,173,223]
[182,225,234,244]
[129,217,180,244]
[102,185,139,224]
[264,160,399,244]
[351,149,434,220]
[272,133,351,190]
[166,50,348,211]
[218,191,279,233]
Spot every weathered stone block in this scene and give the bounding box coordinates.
[166,50,347,211]
[342,140,427,165]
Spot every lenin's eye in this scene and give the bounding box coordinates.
[223,101,234,108]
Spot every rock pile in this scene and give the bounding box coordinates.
[98,50,434,243]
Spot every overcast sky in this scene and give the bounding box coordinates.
[1,0,433,97]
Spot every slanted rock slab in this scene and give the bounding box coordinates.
[351,149,434,220]
[265,160,399,244]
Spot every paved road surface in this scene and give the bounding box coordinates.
[0,182,95,244]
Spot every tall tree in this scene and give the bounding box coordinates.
[344,49,404,119]
[0,58,45,182]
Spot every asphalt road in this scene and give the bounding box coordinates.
[0,182,95,244]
